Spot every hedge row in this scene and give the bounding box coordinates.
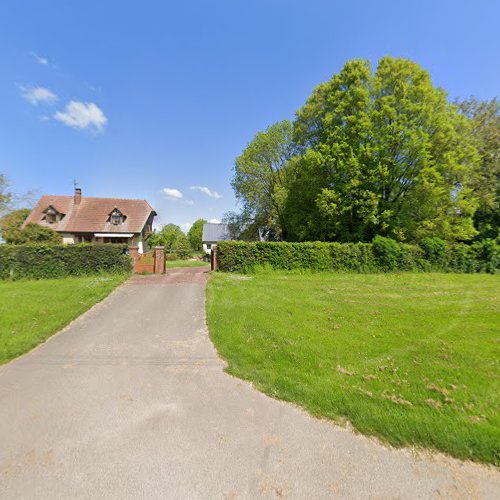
[0,244,132,280]
[216,237,499,274]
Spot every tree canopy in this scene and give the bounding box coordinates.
[231,57,493,244]
[149,223,192,257]
[457,97,499,239]
[187,219,207,251]
[0,208,31,243]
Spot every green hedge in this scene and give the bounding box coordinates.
[216,238,499,274]
[0,244,132,280]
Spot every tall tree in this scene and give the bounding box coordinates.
[232,120,297,240]
[149,223,191,256]
[187,218,207,251]
[457,97,499,238]
[0,174,13,217]
[0,208,31,243]
[286,57,479,242]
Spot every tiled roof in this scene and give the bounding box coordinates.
[202,223,231,242]
[24,195,156,234]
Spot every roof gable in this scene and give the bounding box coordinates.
[25,194,156,234]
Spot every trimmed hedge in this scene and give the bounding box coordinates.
[0,244,132,280]
[216,238,499,274]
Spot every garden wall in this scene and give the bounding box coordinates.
[0,244,132,280]
[216,238,499,274]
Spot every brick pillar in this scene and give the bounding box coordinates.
[129,246,140,273]
[211,245,217,271]
[154,246,165,274]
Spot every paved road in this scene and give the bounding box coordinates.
[1,267,498,499]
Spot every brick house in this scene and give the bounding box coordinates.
[24,188,156,253]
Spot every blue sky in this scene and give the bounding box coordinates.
[1,0,498,231]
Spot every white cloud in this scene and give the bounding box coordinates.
[20,85,58,105]
[30,52,49,65]
[161,187,183,200]
[180,222,192,232]
[54,101,107,132]
[185,199,195,206]
[190,185,222,199]
[208,218,221,223]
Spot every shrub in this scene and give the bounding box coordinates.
[215,240,498,274]
[420,237,447,263]
[372,236,402,271]
[0,244,132,280]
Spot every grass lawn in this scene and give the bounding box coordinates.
[0,275,127,364]
[166,259,209,269]
[207,272,500,464]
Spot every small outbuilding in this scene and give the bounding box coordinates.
[202,223,232,254]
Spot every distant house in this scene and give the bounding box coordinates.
[24,188,156,253]
[202,223,232,254]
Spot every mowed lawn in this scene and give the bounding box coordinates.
[165,259,209,269]
[207,272,500,464]
[0,275,127,364]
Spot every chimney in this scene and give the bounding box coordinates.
[74,187,82,204]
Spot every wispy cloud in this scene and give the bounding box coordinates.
[161,188,183,200]
[190,186,222,199]
[20,85,58,105]
[54,101,107,132]
[208,218,221,223]
[29,51,49,66]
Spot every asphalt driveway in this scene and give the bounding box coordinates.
[1,267,498,499]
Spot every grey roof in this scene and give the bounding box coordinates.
[202,223,231,242]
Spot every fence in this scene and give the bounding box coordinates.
[129,246,165,274]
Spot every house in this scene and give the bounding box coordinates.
[201,223,232,254]
[24,188,156,253]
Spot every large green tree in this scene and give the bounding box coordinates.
[17,223,61,244]
[187,218,207,251]
[149,223,191,257]
[0,174,13,217]
[286,57,479,242]
[0,208,31,243]
[232,119,297,240]
[457,97,499,239]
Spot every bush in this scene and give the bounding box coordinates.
[372,236,402,270]
[216,240,499,274]
[0,244,132,280]
[420,237,447,263]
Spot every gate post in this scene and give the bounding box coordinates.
[129,246,140,273]
[211,245,217,271]
[154,246,165,274]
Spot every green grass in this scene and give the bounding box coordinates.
[207,272,500,464]
[0,275,127,364]
[165,259,209,269]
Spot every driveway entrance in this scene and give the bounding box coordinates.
[0,267,498,499]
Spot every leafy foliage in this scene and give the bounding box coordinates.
[457,97,500,239]
[232,120,297,240]
[215,239,498,274]
[0,208,31,243]
[17,222,61,244]
[0,244,132,280]
[149,223,191,258]
[231,58,492,244]
[187,218,206,251]
[0,174,12,217]
[287,57,478,242]
[372,236,402,271]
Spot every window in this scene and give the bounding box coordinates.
[45,206,59,224]
[110,209,123,225]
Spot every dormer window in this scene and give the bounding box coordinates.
[44,206,63,224]
[109,208,125,225]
